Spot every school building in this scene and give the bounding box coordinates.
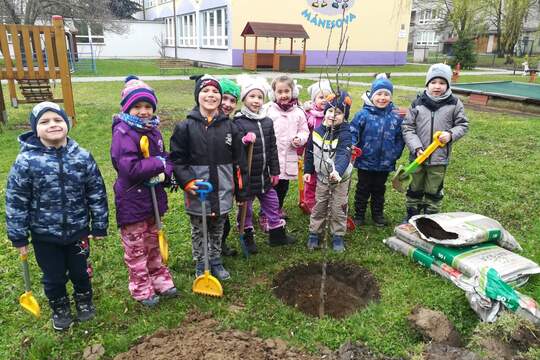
[134,0,412,66]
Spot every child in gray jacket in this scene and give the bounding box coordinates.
[401,63,469,221]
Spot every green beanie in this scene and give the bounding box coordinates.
[219,78,241,100]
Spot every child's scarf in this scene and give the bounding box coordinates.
[238,105,267,120]
[275,98,298,112]
[118,112,160,129]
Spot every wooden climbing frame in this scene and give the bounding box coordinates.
[0,16,75,124]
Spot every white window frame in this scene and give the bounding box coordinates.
[177,13,197,47]
[201,7,228,49]
[416,31,439,46]
[146,0,155,8]
[75,21,105,44]
[418,9,441,24]
[164,17,174,46]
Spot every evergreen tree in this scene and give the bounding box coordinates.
[452,37,477,69]
[109,0,142,19]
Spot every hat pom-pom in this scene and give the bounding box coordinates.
[125,75,139,83]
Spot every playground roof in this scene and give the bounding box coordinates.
[241,22,309,39]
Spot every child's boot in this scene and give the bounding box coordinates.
[244,228,258,254]
[195,261,205,277]
[222,238,238,257]
[402,206,420,224]
[73,291,96,322]
[49,296,73,331]
[307,232,319,250]
[371,197,388,227]
[139,294,159,307]
[210,258,231,280]
[332,235,345,253]
[268,226,296,247]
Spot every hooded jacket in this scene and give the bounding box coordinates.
[349,92,405,172]
[233,112,280,197]
[170,108,248,216]
[110,115,172,226]
[6,132,108,247]
[402,90,469,165]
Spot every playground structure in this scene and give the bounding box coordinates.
[0,16,75,124]
[241,22,309,72]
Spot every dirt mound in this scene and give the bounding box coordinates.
[272,262,380,319]
[114,311,318,360]
[408,306,462,346]
[332,341,403,360]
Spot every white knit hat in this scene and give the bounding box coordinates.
[307,79,333,102]
[236,74,272,101]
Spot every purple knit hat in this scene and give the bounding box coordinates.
[120,75,158,113]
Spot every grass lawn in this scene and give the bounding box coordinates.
[1,79,539,359]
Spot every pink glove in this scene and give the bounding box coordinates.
[271,175,280,186]
[242,132,257,144]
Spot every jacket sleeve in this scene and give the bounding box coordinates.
[85,154,109,237]
[401,106,424,154]
[296,110,310,146]
[157,132,174,179]
[5,155,32,247]
[304,135,315,175]
[449,99,469,143]
[393,115,406,163]
[267,120,281,176]
[335,129,352,176]
[169,121,197,188]
[231,122,249,201]
[111,129,165,182]
[349,110,365,146]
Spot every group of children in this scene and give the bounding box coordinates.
[5,63,468,330]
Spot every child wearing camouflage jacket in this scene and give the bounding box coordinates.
[6,102,109,331]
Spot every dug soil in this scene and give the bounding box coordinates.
[272,262,380,319]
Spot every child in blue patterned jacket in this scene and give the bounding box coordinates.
[6,102,109,331]
[349,77,404,227]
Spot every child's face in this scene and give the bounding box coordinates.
[198,86,222,113]
[372,90,392,109]
[427,78,448,97]
[314,91,331,110]
[244,89,264,113]
[274,81,292,104]
[221,93,238,116]
[129,101,154,119]
[36,111,68,147]
[324,107,344,126]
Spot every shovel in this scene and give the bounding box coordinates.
[19,253,41,318]
[237,143,254,258]
[392,131,445,193]
[140,135,169,265]
[346,146,362,232]
[192,181,223,297]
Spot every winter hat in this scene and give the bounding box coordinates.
[237,74,271,101]
[219,78,241,100]
[324,90,353,120]
[425,63,452,87]
[369,77,393,99]
[191,74,222,105]
[29,101,70,134]
[120,75,158,113]
[307,79,333,102]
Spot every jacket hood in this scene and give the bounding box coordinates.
[362,91,394,114]
[18,131,77,154]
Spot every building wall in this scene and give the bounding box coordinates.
[77,21,164,59]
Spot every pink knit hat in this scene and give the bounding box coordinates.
[120,75,158,113]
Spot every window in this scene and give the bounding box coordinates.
[158,0,170,4]
[416,31,438,46]
[145,0,155,8]
[418,9,441,24]
[201,7,228,48]
[165,17,174,46]
[74,21,105,44]
[178,13,197,47]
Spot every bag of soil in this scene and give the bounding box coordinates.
[409,212,521,252]
[394,224,540,287]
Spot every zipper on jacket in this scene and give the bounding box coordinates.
[257,120,267,194]
[57,149,67,241]
[428,111,434,165]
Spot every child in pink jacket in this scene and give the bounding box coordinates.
[301,79,333,214]
[266,75,309,219]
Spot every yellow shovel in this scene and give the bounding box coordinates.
[192,181,223,297]
[19,253,40,318]
[140,136,169,265]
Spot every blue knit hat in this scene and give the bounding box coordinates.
[29,101,70,134]
[369,78,393,99]
[324,90,352,120]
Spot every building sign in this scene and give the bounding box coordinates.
[301,0,357,29]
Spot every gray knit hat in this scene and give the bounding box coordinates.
[425,63,452,87]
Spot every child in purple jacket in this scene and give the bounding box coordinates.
[111,76,177,307]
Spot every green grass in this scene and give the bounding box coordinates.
[348,74,540,87]
[1,79,540,359]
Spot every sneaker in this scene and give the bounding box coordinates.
[139,294,160,307]
[353,216,365,227]
[159,287,179,298]
[372,214,388,227]
[307,233,319,250]
[210,260,231,281]
[195,262,205,277]
[73,291,96,322]
[244,228,258,254]
[49,296,73,331]
[222,241,238,257]
[332,235,345,253]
